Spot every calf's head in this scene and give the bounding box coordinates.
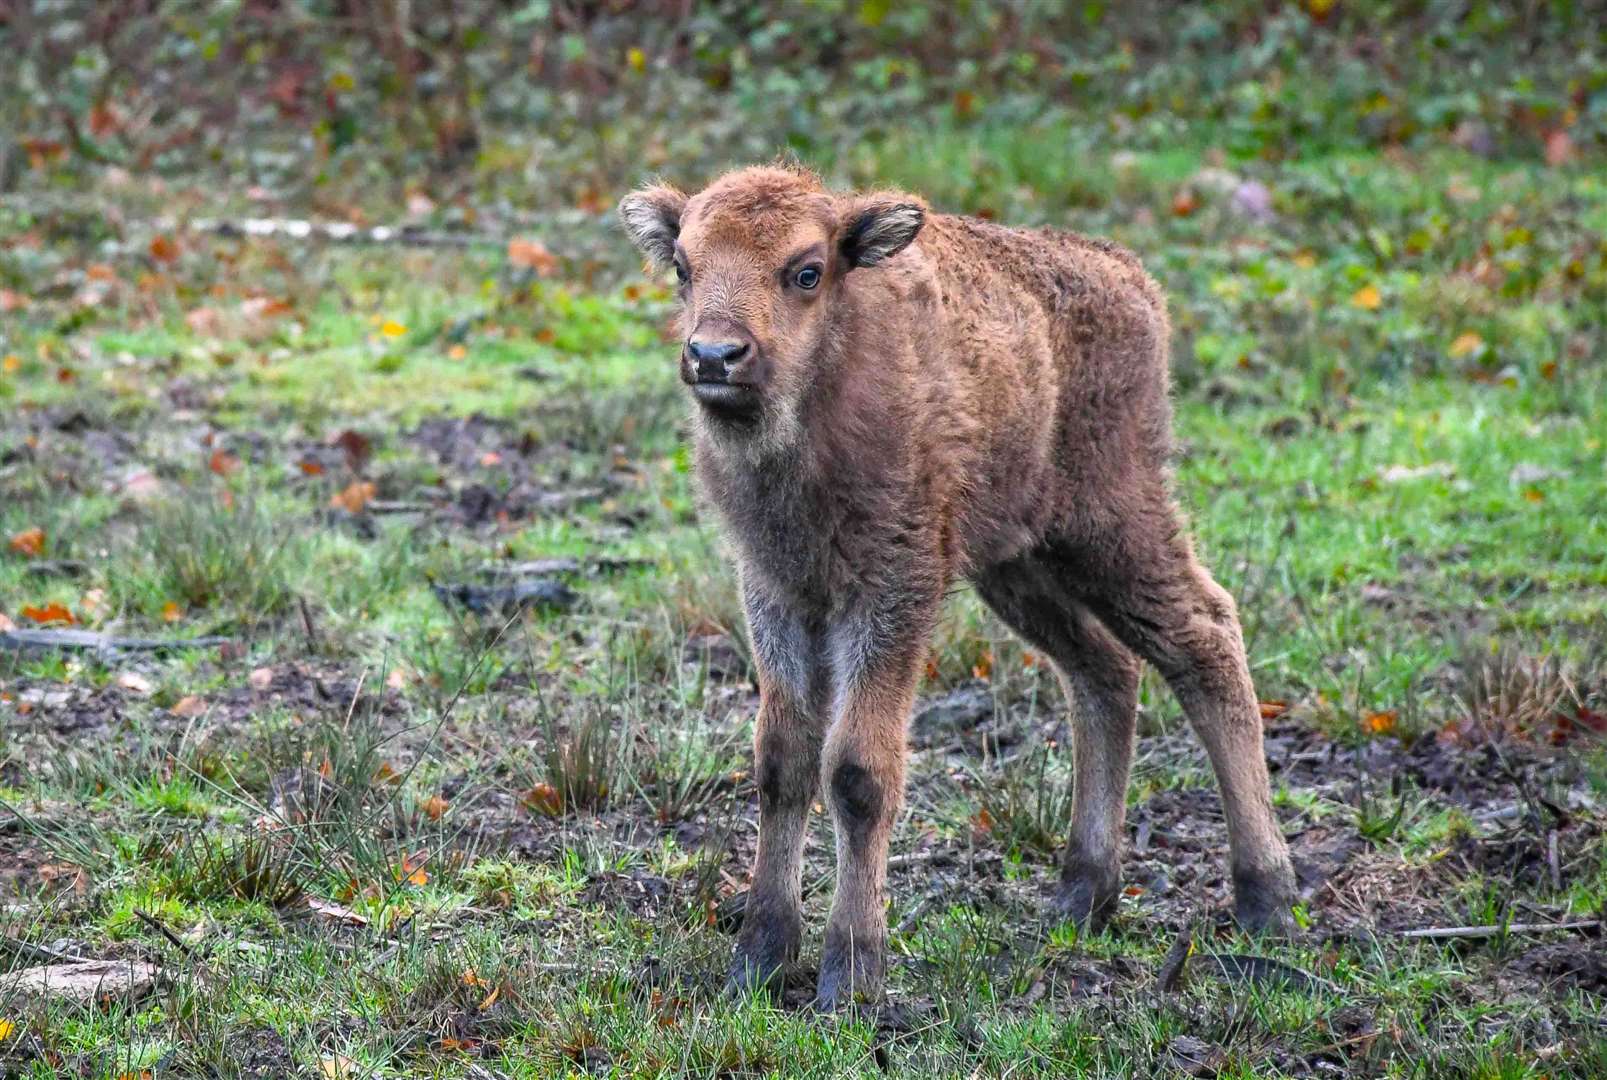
[619,166,924,443]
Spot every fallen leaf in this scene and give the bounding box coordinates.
[329,429,372,471]
[21,602,74,625]
[398,853,428,886]
[1170,188,1199,217]
[385,667,409,690]
[248,667,275,691]
[302,896,368,927]
[208,449,240,476]
[2,354,20,373]
[971,649,993,682]
[170,695,207,717]
[1350,284,1383,311]
[1364,710,1398,735]
[372,762,400,785]
[1449,331,1484,358]
[1259,700,1290,720]
[421,794,449,821]
[478,984,500,1011]
[319,1055,357,1080]
[115,672,154,696]
[330,480,376,514]
[379,319,407,339]
[0,1018,14,1041]
[626,45,646,73]
[447,344,468,361]
[162,601,183,623]
[522,782,563,816]
[8,528,45,557]
[148,234,180,264]
[507,238,559,276]
[971,807,994,833]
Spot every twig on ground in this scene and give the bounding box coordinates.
[0,628,229,655]
[134,908,195,961]
[1398,919,1600,940]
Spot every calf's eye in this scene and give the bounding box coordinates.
[674,261,689,285]
[794,266,821,290]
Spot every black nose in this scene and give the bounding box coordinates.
[686,338,749,382]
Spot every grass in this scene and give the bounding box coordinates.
[2,81,1606,1080]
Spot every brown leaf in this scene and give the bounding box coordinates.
[328,429,372,471]
[1171,188,1199,217]
[208,449,240,477]
[8,527,46,557]
[521,782,563,816]
[421,794,449,821]
[248,667,275,691]
[148,234,180,264]
[1258,700,1289,720]
[302,896,368,927]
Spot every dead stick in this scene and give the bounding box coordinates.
[1399,919,1599,940]
[134,908,194,960]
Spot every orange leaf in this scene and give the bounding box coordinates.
[971,649,993,682]
[22,602,74,625]
[162,601,183,623]
[372,762,400,785]
[1364,709,1398,735]
[507,238,558,276]
[970,807,994,833]
[521,782,563,816]
[1350,284,1383,311]
[208,449,240,476]
[299,459,326,476]
[1258,700,1289,720]
[1448,331,1484,358]
[330,480,376,514]
[421,794,449,821]
[1171,188,1199,217]
[398,853,428,886]
[8,528,45,557]
[148,234,180,264]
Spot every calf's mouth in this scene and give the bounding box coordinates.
[690,381,762,421]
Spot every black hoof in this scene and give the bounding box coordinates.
[814,927,885,1011]
[725,950,786,998]
[1232,863,1299,936]
[1051,856,1121,932]
[725,902,801,998]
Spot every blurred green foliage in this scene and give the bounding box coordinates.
[3,1,1602,210]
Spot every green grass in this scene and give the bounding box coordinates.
[3,90,1606,1080]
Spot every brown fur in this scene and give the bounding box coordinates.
[620,164,1297,1008]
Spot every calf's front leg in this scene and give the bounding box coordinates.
[815,598,936,1010]
[729,587,827,994]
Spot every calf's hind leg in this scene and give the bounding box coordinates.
[1078,517,1297,933]
[972,557,1141,931]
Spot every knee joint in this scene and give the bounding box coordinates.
[829,759,885,849]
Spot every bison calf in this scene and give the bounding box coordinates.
[620,164,1297,1008]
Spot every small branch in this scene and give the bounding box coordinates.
[133,908,194,961]
[1399,919,1600,940]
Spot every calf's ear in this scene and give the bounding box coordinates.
[839,199,925,269]
[618,185,687,270]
